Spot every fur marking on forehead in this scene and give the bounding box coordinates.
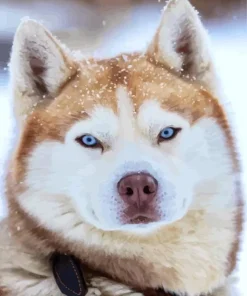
[116,86,135,141]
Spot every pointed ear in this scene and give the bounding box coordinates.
[147,0,218,94]
[10,19,78,123]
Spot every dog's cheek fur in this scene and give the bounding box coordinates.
[183,118,237,207]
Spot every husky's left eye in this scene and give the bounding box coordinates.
[158,127,181,142]
[76,134,102,149]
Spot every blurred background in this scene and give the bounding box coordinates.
[0,0,246,292]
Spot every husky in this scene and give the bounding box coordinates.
[0,0,244,295]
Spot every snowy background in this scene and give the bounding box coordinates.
[0,0,246,293]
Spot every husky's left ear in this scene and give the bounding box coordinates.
[148,0,218,94]
[9,19,78,124]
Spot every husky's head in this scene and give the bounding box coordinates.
[9,0,236,232]
[6,0,242,293]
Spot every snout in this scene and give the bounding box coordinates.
[117,173,159,224]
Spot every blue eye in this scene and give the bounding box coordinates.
[159,127,181,141]
[77,134,99,148]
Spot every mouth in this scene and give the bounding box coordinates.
[123,207,159,225]
[129,216,153,224]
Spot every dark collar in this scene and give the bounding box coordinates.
[52,253,175,296]
[52,253,88,296]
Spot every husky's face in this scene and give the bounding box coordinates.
[21,73,232,234]
[9,0,236,237]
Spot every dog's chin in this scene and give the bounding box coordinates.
[115,219,167,234]
[86,211,160,233]
[124,212,160,225]
[89,215,173,235]
[84,205,189,234]
[115,210,187,234]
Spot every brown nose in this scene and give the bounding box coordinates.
[117,173,158,208]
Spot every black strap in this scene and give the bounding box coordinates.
[52,253,88,296]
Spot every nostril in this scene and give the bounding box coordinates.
[126,187,134,196]
[143,185,153,195]
[143,186,152,194]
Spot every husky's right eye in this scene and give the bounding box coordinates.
[76,134,102,149]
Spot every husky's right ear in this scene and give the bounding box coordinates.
[10,19,78,123]
[147,0,219,95]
